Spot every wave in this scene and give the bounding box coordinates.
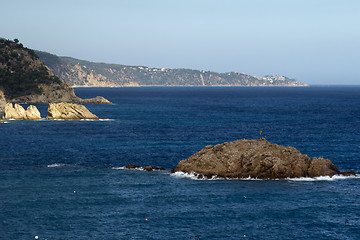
[170,171,359,181]
[111,166,126,170]
[170,171,222,180]
[111,166,144,171]
[47,163,66,168]
[80,118,114,121]
[286,174,360,182]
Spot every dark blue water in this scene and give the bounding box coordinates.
[1,86,360,239]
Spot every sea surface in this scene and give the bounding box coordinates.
[1,86,360,240]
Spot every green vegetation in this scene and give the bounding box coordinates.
[0,38,61,99]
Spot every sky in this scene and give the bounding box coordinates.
[1,0,359,85]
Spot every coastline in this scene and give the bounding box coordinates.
[72,84,310,88]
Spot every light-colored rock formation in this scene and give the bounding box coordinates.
[24,105,42,120]
[46,103,98,120]
[3,103,42,120]
[172,138,354,179]
[0,90,6,114]
[3,103,26,119]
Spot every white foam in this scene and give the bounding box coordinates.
[47,163,66,168]
[170,171,221,180]
[111,166,126,170]
[170,171,359,181]
[286,174,360,182]
[111,166,144,171]
[80,118,114,121]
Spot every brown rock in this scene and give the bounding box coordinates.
[143,166,166,171]
[307,157,340,177]
[46,103,98,120]
[172,138,349,179]
[10,82,111,105]
[81,96,112,104]
[125,164,166,171]
[125,164,141,169]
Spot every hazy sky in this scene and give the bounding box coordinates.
[1,0,359,85]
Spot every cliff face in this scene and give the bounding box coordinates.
[36,51,308,87]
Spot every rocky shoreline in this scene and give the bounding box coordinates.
[2,102,100,120]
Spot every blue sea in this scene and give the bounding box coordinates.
[1,86,360,240]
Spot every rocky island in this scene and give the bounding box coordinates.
[172,138,354,179]
[0,38,110,114]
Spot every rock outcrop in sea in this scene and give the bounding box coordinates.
[172,138,353,179]
[46,102,98,120]
[125,164,166,171]
[3,103,42,120]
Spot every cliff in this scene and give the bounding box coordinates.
[171,138,354,179]
[36,51,308,87]
[0,38,111,113]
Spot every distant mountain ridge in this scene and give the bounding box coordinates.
[36,51,308,87]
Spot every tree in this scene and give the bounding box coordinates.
[14,38,19,44]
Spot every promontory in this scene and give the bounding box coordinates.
[0,38,110,114]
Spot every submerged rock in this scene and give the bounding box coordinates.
[3,103,42,120]
[46,103,98,120]
[143,166,166,171]
[171,138,354,179]
[125,164,141,169]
